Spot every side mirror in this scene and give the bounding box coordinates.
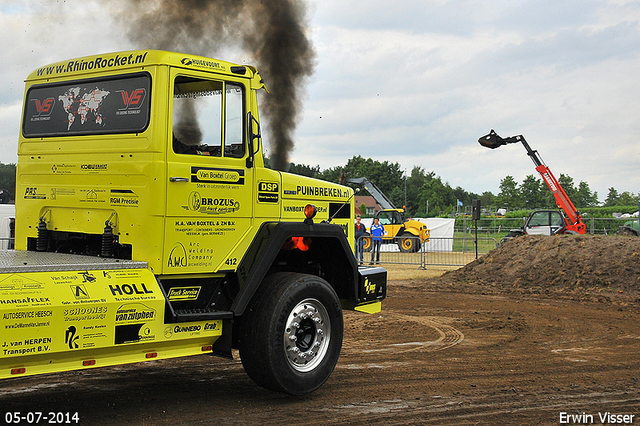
[246,111,261,168]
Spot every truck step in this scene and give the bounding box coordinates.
[172,308,234,322]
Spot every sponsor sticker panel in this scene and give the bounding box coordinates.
[0,268,221,360]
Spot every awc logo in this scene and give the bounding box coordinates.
[168,243,188,268]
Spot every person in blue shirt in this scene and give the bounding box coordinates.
[354,215,366,265]
[369,217,385,265]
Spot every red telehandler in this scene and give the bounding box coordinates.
[479,130,587,242]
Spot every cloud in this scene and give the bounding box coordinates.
[1,0,639,202]
[290,0,640,200]
[0,101,21,163]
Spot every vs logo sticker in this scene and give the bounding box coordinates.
[116,88,146,111]
[32,97,55,117]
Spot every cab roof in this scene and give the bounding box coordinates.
[27,50,258,82]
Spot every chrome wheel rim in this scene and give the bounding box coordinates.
[283,298,331,372]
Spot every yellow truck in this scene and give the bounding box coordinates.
[2,50,386,395]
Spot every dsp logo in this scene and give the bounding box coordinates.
[117,88,146,110]
[32,97,55,117]
[258,181,279,193]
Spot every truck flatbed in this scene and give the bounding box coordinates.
[0,250,147,273]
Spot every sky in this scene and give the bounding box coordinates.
[1,0,639,203]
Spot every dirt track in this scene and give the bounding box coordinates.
[1,235,640,425]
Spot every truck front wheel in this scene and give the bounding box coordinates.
[238,272,343,395]
[398,232,420,253]
[362,235,372,252]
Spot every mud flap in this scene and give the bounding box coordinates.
[342,266,386,314]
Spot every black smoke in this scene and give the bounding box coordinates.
[115,0,316,171]
[173,99,203,146]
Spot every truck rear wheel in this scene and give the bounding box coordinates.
[617,226,639,237]
[499,230,525,246]
[238,272,343,395]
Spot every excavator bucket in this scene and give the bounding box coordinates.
[478,129,506,149]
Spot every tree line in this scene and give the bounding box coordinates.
[0,163,16,203]
[285,155,480,217]
[0,156,636,216]
[281,156,640,217]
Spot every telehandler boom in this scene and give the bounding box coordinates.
[479,130,586,238]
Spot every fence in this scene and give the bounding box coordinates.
[455,216,638,236]
[0,237,14,250]
[356,235,498,268]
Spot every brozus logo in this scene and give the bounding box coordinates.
[32,97,55,117]
[364,278,376,295]
[189,191,202,211]
[188,191,240,214]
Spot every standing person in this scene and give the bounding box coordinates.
[370,217,385,265]
[354,215,366,265]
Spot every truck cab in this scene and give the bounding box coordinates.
[500,209,577,245]
[523,210,567,236]
[19,52,276,275]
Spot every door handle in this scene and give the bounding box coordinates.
[170,177,189,182]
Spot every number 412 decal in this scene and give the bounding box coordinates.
[225,258,238,266]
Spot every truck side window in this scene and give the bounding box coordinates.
[173,76,223,156]
[551,212,564,227]
[392,212,402,224]
[172,77,245,158]
[529,211,550,227]
[377,212,391,225]
[225,83,245,158]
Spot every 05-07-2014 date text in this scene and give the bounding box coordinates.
[4,412,79,425]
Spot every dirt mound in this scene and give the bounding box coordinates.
[428,234,640,304]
